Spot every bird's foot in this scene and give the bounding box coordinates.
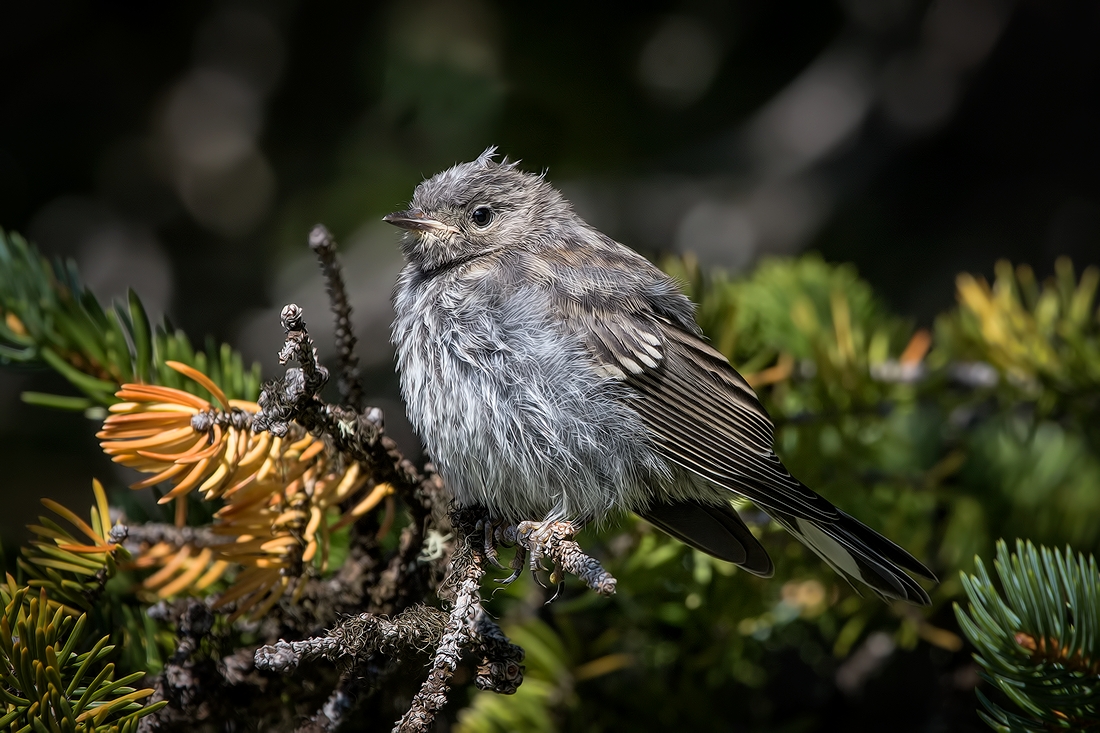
[461,511,616,597]
[514,520,577,581]
[498,520,616,597]
[469,513,535,585]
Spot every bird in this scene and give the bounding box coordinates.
[386,147,935,605]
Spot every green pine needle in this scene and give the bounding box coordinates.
[955,539,1100,731]
[0,582,163,732]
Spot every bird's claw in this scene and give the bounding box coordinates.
[497,545,526,586]
[476,516,506,570]
[472,515,593,600]
[544,580,566,605]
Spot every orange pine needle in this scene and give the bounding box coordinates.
[165,360,229,409]
[40,499,103,545]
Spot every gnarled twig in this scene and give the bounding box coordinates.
[256,511,525,733]
[309,224,363,410]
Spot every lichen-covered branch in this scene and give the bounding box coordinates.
[255,606,447,673]
[470,606,525,694]
[252,303,445,524]
[257,512,525,733]
[393,525,485,733]
[295,674,368,733]
[137,600,216,732]
[309,224,363,410]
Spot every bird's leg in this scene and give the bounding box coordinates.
[473,512,505,569]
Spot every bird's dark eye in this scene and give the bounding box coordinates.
[470,207,493,227]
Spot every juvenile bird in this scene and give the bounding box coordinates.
[388,148,934,604]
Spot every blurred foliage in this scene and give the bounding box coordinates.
[2,228,1100,730]
[19,479,126,615]
[956,540,1099,731]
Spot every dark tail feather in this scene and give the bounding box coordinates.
[639,500,774,577]
[836,510,937,582]
[770,507,934,606]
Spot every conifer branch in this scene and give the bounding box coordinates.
[956,539,1100,731]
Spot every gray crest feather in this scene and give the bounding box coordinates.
[475,145,499,167]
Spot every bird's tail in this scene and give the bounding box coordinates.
[769,506,936,606]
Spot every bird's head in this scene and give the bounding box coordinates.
[384,147,573,272]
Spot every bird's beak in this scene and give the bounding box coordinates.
[382,209,459,235]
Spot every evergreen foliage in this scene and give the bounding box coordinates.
[0,580,166,732]
[956,540,1099,731]
[19,479,125,615]
[0,229,261,409]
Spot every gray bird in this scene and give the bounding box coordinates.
[387,148,934,605]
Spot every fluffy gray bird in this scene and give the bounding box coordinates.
[388,148,934,604]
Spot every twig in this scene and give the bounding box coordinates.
[470,607,525,694]
[137,600,216,733]
[393,524,486,733]
[253,304,444,520]
[309,225,363,410]
[294,674,367,733]
[122,523,223,549]
[254,606,447,673]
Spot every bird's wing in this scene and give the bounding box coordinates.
[568,306,936,600]
[545,242,933,602]
[571,305,839,521]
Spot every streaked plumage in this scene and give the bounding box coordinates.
[389,148,935,604]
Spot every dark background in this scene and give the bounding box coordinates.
[1,1,1098,729]
[5,1,1100,338]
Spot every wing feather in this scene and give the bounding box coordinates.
[544,250,933,602]
[621,322,840,521]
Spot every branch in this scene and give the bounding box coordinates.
[392,527,484,733]
[253,304,445,521]
[309,225,363,410]
[255,512,525,733]
[123,523,222,549]
[294,674,368,733]
[254,606,447,673]
[138,600,216,733]
[470,606,525,695]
